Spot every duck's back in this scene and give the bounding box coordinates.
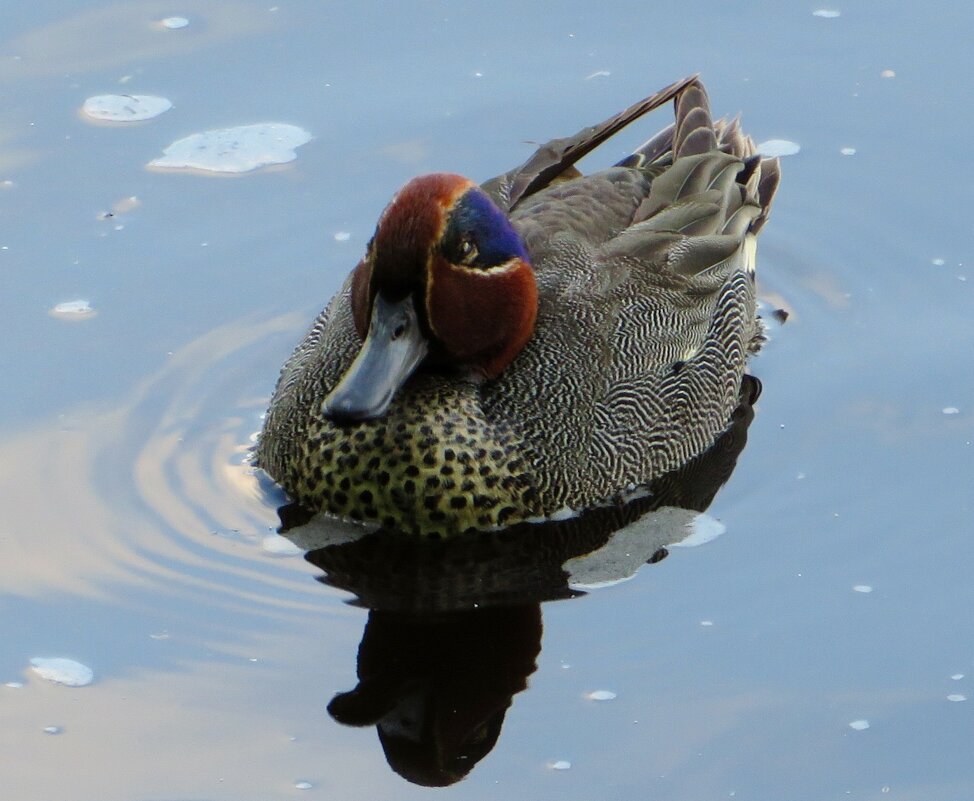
[480,83,778,512]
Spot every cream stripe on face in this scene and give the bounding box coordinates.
[445,256,523,277]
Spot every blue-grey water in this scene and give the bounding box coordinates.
[2,3,972,799]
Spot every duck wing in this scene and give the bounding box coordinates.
[483,79,780,510]
[480,75,699,211]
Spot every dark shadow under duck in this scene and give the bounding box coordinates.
[281,374,761,787]
[256,77,780,536]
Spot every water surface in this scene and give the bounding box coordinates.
[2,3,972,799]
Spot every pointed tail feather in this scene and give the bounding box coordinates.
[503,75,699,209]
[674,81,718,159]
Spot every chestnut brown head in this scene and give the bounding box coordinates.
[323,174,537,421]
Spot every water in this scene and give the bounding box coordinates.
[2,2,972,799]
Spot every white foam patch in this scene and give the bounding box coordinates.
[757,139,801,157]
[849,719,870,730]
[160,16,189,29]
[82,95,172,122]
[29,657,93,687]
[50,300,96,320]
[586,690,617,701]
[148,123,312,174]
[813,9,841,17]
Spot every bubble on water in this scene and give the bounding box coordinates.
[848,719,870,730]
[49,300,96,320]
[159,16,189,29]
[294,780,313,790]
[43,726,63,735]
[112,196,142,214]
[586,690,617,701]
[942,407,960,415]
[82,95,172,123]
[756,139,800,157]
[931,258,946,266]
[334,231,351,242]
[840,147,856,156]
[30,658,93,687]
[700,620,714,627]
[947,694,967,702]
[951,673,965,681]
[813,9,841,17]
[880,69,896,78]
[852,585,873,593]
[148,123,312,174]
[548,760,572,770]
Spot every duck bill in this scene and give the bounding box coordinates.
[321,293,429,421]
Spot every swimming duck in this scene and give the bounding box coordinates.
[256,76,780,537]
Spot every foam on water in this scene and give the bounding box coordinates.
[29,657,94,687]
[81,95,172,122]
[148,124,312,174]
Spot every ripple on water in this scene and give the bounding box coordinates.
[0,312,323,611]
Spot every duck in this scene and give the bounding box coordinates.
[256,76,780,537]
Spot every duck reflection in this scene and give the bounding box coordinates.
[277,375,761,787]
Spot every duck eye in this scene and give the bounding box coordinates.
[459,238,478,265]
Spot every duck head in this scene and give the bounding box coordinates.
[322,174,537,422]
